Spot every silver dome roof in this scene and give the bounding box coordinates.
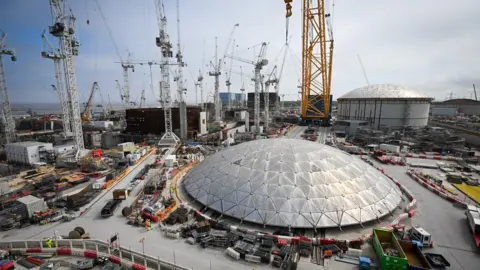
[183,139,402,229]
[338,84,432,100]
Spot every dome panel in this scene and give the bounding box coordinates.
[183,139,403,229]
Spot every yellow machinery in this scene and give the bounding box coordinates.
[82,82,99,121]
[284,0,334,125]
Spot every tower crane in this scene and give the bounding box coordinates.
[0,31,16,144]
[227,42,268,134]
[48,0,84,150]
[82,82,99,122]
[114,53,135,109]
[264,65,279,129]
[115,60,162,108]
[155,0,179,145]
[284,0,334,126]
[41,31,72,137]
[209,23,239,122]
[225,39,235,111]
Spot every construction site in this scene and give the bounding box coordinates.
[0,0,479,270]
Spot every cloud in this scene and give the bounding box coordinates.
[1,0,479,105]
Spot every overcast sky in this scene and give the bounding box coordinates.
[1,0,479,105]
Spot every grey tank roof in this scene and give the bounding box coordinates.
[338,84,432,100]
[183,138,403,229]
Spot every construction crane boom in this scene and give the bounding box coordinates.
[41,31,72,137]
[49,0,84,150]
[286,0,334,125]
[0,31,16,144]
[209,23,239,121]
[155,0,179,145]
[82,82,99,121]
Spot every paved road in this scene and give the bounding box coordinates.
[378,164,480,270]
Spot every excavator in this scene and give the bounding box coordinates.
[82,82,99,121]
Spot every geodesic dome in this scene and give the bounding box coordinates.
[183,139,402,228]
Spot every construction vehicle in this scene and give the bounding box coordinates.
[82,82,99,121]
[283,0,333,126]
[101,199,121,218]
[408,227,434,248]
[466,205,480,247]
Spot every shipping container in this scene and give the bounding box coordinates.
[16,195,48,218]
[398,241,432,270]
[372,229,408,270]
[380,144,400,153]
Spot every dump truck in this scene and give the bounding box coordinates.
[372,228,408,270]
[398,241,432,270]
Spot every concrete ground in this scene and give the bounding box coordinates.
[376,162,480,270]
[3,134,480,269]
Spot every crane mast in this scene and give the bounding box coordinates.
[265,65,279,130]
[286,0,334,125]
[225,39,235,111]
[121,61,134,109]
[209,24,239,122]
[155,0,179,144]
[139,89,146,108]
[41,31,72,137]
[175,0,187,140]
[0,32,16,144]
[49,0,84,150]
[197,69,204,111]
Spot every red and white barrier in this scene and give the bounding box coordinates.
[381,152,462,161]
[10,247,146,270]
[406,170,467,207]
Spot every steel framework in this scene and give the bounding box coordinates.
[227,42,268,134]
[0,32,16,144]
[265,65,279,129]
[49,0,84,150]
[208,24,239,122]
[41,31,72,137]
[155,0,179,145]
[297,0,334,121]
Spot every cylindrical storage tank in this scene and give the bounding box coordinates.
[337,84,432,128]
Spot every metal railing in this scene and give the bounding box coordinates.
[0,239,189,270]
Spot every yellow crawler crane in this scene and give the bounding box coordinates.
[284,0,334,126]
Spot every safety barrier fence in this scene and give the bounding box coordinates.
[406,170,468,207]
[380,152,463,161]
[0,239,188,270]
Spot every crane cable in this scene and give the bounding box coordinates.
[93,0,123,62]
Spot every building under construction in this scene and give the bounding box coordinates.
[125,107,206,139]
